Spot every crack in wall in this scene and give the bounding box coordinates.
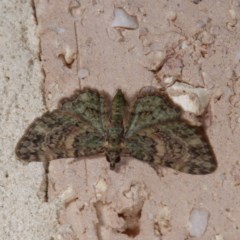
[31,0,50,203]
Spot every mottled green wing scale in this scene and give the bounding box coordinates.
[15,110,105,162]
[123,90,217,174]
[58,88,109,135]
[125,91,181,138]
[123,120,217,175]
[16,87,217,175]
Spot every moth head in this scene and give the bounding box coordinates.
[106,150,121,170]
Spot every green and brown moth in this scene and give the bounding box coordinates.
[15,88,217,174]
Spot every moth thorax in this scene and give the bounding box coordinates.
[108,127,123,142]
[111,89,126,123]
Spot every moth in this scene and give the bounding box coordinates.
[15,88,217,174]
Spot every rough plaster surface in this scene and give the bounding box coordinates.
[0,1,60,239]
[1,0,240,239]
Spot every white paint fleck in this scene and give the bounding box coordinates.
[78,68,89,79]
[167,82,210,115]
[166,11,177,21]
[54,186,77,205]
[145,51,166,71]
[229,9,236,19]
[64,45,76,64]
[163,76,175,85]
[181,41,189,49]
[215,234,224,240]
[52,27,66,34]
[95,178,107,198]
[47,93,52,100]
[112,8,139,30]
[188,208,209,237]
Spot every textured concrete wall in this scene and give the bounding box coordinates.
[1,0,240,239]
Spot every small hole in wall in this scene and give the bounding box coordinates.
[192,0,202,4]
[117,208,142,237]
[120,222,140,237]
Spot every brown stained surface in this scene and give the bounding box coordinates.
[34,0,240,239]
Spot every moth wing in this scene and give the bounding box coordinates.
[58,89,109,135]
[123,121,217,175]
[15,110,105,163]
[125,91,181,138]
